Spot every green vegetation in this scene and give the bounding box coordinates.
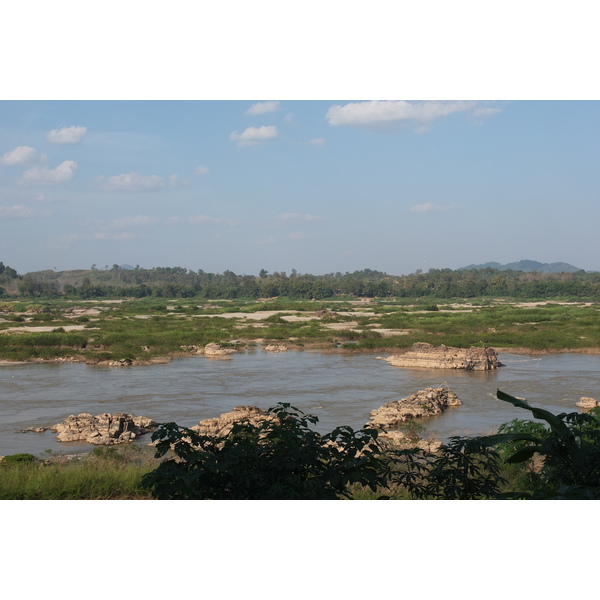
[0,445,155,499]
[1,296,599,362]
[142,403,391,500]
[1,261,599,301]
[141,395,600,500]
[4,392,600,500]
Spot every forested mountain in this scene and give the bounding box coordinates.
[1,261,599,300]
[459,260,582,273]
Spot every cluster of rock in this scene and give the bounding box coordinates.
[191,405,275,436]
[367,387,462,451]
[369,387,462,428]
[180,343,236,357]
[380,343,503,371]
[576,397,599,409]
[47,413,157,445]
[263,344,288,353]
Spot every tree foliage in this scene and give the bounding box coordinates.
[142,404,393,500]
[141,392,600,500]
[481,391,600,499]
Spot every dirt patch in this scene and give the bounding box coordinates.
[1,325,88,333]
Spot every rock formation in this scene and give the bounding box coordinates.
[264,344,288,353]
[49,413,157,445]
[366,387,460,452]
[191,405,275,437]
[380,343,503,371]
[576,396,599,409]
[368,387,462,429]
[181,343,236,356]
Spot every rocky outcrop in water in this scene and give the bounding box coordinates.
[366,387,461,451]
[576,397,599,409]
[264,344,288,353]
[49,413,157,445]
[181,343,236,357]
[191,405,275,437]
[380,343,503,371]
[368,387,462,428]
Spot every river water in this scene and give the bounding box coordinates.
[1,350,599,456]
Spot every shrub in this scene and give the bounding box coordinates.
[142,403,392,500]
[1,453,37,465]
[481,391,600,499]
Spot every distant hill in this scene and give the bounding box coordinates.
[459,260,582,273]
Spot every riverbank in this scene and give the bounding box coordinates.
[2,297,599,365]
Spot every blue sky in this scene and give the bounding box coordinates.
[1,100,599,276]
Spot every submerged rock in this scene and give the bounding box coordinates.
[380,343,503,371]
[50,413,157,445]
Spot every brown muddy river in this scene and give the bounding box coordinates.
[1,350,599,455]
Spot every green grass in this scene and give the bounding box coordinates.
[1,298,599,362]
[0,446,156,499]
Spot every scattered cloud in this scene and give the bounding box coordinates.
[195,165,209,175]
[168,215,234,226]
[100,172,165,191]
[46,126,87,144]
[85,214,232,234]
[245,101,281,116]
[88,215,160,230]
[169,174,189,188]
[0,204,53,218]
[308,138,326,146]
[410,202,455,213]
[230,125,279,147]
[326,100,496,131]
[257,236,277,245]
[473,107,502,118]
[61,232,136,243]
[277,212,323,223]
[0,146,43,166]
[19,160,77,185]
[289,231,309,240]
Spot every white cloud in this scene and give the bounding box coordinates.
[169,174,189,187]
[0,146,41,166]
[473,107,502,118]
[277,212,323,223]
[410,202,455,213]
[62,232,136,243]
[289,231,309,240]
[245,101,281,116]
[46,126,87,144]
[0,204,53,218]
[101,172,165,191]
[195,165,209,175]
[98,215,160,230]
[326,100,482,130]
[20,160,77,185]
[168,215,233,226]
[309,138,326,146]
[230,125,279,147]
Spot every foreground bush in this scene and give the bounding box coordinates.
[142,392,600,500]
[142,404,393,499]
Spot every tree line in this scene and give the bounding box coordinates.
[2,262,600,300]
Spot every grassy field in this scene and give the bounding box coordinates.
[0,445,155,500]
[1,297,599,364]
